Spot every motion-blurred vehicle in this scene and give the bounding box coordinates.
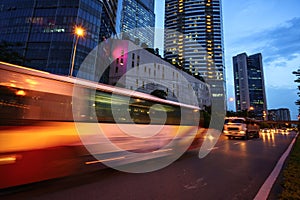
[223,117,260,139]
[0,61,210,189]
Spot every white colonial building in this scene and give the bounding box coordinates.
[109,40,211,108]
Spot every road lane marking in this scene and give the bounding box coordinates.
[254,133,299,200]
[184,178,207,190]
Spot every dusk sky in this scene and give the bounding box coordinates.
[154,0,300,119]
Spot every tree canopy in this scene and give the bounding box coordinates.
[293,69,300,114]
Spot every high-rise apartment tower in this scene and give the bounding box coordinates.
[164,0,225,98]
[233,53,268,119]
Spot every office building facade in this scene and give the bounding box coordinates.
[0,0,118,81]
[233,53,268,119]
[164,0,225,98]
[117,0,155,48]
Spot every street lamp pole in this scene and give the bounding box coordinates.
[70,36,79,77]
[70,26,85,77]
[248,106,254,118]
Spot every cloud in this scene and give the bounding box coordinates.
[225,17,300,87]
[231,17,300,64]
[264,53,300,88]
[260,18,300,63]
[225,17,300,114]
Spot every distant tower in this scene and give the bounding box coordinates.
[268,108,291,121]
[233,53,268,119]
[164,0,225,99]
[117,0,155,47]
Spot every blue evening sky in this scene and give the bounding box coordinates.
[154,0,300,119]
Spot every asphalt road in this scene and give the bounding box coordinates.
[2,130,297,200]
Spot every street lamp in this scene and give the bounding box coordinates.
[70,26,85,77]
[247,106,255,118]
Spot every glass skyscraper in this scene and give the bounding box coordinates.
[0,0,118,80]
[164,0,225,98]
[233,53,268,119]
[117,0,155,48]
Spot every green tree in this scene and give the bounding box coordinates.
[293,69,300,114]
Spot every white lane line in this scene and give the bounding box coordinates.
[254,133,299,200]
[233,142,240,145]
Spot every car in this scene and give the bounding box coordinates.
[261,128,270,133]
[223,117,260,139]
